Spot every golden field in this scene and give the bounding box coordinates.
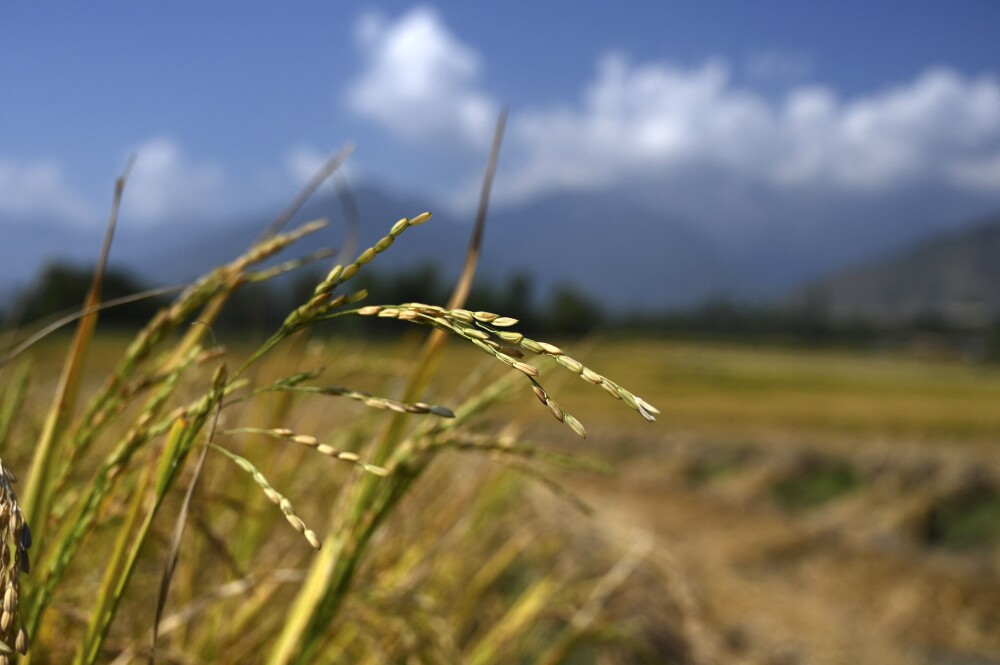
[6,328,999,664]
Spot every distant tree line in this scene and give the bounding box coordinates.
[1,260,606,338]
[5,261,1000,361]
[3,262,164,328]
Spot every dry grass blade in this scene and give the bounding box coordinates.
[376,107,508,458]
[22,158,133,531]
[535,536,654,665]
[450,106,507,311]
[0,285,187,369]
[332,170,361,267]
[505,458,596,516]
[149,364,227,665]
[255,144,354,244]
[245,248,336,283]
[108,569,307,665]
[93,157,134,290]
[403,108,507,402]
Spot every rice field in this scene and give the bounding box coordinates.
[7,327,1000,664]
[1,197,998,664]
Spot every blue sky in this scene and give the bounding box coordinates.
[1,1,999,231]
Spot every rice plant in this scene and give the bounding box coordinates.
[0,146,663,663]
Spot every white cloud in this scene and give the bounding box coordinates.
[344,9,1000,210]
[348,6,497,148]
[0,158,95,225]
[0,140,232,230]
[120,137,227,226]
[773,68,1000,189]
[499,55,777,199]
[493,60,1000,204]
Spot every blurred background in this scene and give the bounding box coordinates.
[3,2,1000,663]
[2,1,1000,337]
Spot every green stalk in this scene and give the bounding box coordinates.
[77,370,223,665]
[0,360,31,445]
[267,112,507,664]
[72,452,156,665]
[266,456,429,665]
[466,576,559,665]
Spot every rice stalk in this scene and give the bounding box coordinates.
[0,459,31,660]
[251,384,455,418]
[223,428,389,476]
[210,444,322,550]
[534,536,654,665]
[150,364,227,664]
[342,302,658,436]
[73,365,228,665]
[6,131,661,664]
[465,576,559,665]
[0,362,31,447]
[46,219,330,518]
[25,351,233,642]
[73,453,154,665]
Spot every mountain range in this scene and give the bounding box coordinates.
[2,180,998,320]
[792,216,1000,326]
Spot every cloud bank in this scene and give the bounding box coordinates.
[120,138,228,226]
[5,7,998,231]
[349,7,1000,207]
[1,139,230,229]
[0,158,95,225]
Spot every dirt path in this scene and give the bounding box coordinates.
[570,455,1000,665]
